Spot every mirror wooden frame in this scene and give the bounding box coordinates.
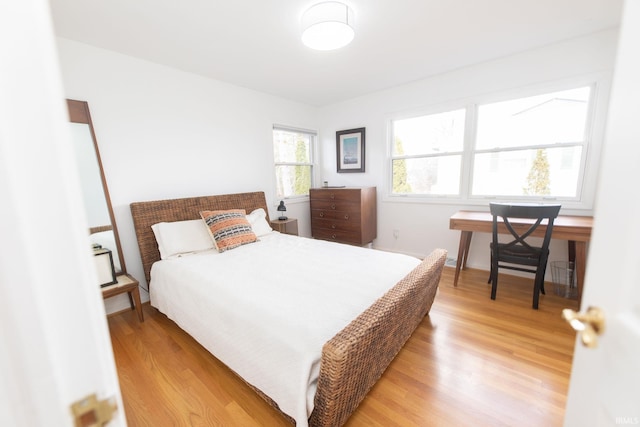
[67,99,127,275]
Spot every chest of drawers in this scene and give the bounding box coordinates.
[309,187,377,245]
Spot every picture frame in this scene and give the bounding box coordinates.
[336,127,365,173]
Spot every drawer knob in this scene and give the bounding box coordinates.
[330,194,335,199]
[331,234,337,239]
[331,224,336,229]
[331,204,336,209]
[319,212,324,218]
[344,214,349,220]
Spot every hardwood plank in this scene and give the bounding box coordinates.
[108,266,579,426]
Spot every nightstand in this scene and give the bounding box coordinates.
[270,218,298,236]
[102,273,144,322]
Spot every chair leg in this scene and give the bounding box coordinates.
[490,263,498,300]
[491,277,497,300]
[540,264,547,295]
[532,271,544,309]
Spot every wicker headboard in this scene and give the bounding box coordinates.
[130,191,270,284]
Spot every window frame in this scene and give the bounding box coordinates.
[272,124,318,201]
[390,107,467,197]
[386,78,604,210]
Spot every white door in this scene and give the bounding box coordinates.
[564,1,640,425]
[0,1,125,426]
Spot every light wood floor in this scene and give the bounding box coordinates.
[107,266,580,426]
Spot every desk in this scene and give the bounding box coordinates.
[449,211,593,299]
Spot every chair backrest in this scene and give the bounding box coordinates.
[490,203,562,253]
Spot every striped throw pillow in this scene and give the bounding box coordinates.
[200,209,258,253]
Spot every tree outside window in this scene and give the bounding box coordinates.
[273,127,315,199]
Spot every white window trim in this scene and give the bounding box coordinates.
[383,73,612,212]
[272,124,319,202]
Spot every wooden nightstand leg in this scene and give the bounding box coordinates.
[129,288,144,322]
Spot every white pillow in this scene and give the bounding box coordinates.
[246,208,273,237]
[151,219,215,259]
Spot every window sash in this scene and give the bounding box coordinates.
[273,125,316,199]
[389,84,593,201]
[475,86,590,150]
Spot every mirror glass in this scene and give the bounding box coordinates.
[67,99,125,275]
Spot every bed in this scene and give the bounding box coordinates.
[130,191,446,426]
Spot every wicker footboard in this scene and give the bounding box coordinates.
[309,248,447,427]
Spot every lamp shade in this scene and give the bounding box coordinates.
[301,1,354,51]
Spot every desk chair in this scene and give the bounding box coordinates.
[489,203,561,309]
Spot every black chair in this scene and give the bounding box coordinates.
[489,203,561,309]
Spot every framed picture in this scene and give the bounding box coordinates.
[336,127,365,173]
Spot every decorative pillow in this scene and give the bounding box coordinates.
[151,219,215,259]
[200,209,258,253]
[246,208,273,237]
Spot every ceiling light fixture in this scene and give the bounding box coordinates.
[301,1,354,51]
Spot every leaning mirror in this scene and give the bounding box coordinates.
[67,99,126,282]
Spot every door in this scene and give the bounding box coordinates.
[563,1,640,425]
[0,1,125,426]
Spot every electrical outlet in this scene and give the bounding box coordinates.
[393,229,399,239]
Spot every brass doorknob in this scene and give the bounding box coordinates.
[562,306,605,348]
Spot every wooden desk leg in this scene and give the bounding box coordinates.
[575,241,587,303]
[129,288,144,322]
[453,231,473,287]
[461,231,472,269]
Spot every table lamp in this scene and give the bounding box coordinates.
[277,200,288,220]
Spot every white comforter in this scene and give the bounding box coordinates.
[150,232,421,426]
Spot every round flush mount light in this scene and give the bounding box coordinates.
[301,1,355,51]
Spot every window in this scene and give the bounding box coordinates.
[273,125,316,199]
[390,85,593,201]
[472,87,589,198]
[391,109,465,195]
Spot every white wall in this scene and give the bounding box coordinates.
[317,30,619,274]
[56,29,619,313]
[56,38,318,312]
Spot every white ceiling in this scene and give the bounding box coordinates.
[48,0,623,107]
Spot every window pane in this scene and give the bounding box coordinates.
[273,130,311,163]
[392,109,465,156]
[476,87,590,149]
[275,165,312,198]
[472,146,582,197]
[392,155,461,195]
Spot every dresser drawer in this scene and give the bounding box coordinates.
[311,209,360,224]
[309,198,360,212]
[311,217,361,233]
[312,227,361,245]
[310,188,361,202]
